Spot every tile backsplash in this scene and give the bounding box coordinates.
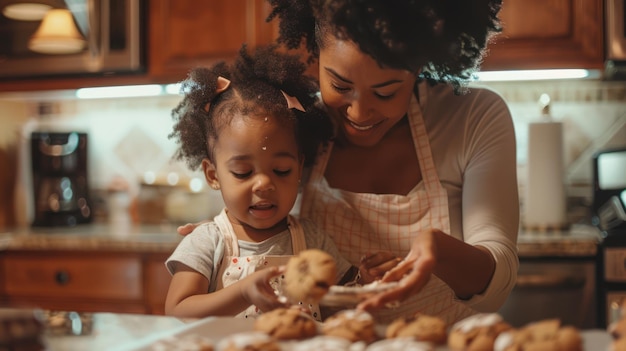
[0,78,624,227]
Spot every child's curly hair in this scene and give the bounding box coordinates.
[169,45,332,171]
[267,0,502,92]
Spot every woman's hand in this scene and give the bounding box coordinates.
[357,229,439,310]
[359,251,402,284]
[176,221,208,236]
[240,266,288,313]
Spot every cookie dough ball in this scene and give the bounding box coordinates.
[217,331,280,351]
[321,309,378,344]
[253,307,318,340]
[284,249,337,304]
[447,313,512,351]
[386,313,447,345]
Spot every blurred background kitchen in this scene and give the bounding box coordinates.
[0,0,625,330]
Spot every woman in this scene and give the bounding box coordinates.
[181,0,519,325]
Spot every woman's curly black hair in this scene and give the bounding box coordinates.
[169,45,332,171]
[267,0,503,91]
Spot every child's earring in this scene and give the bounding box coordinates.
[210,183,220,190]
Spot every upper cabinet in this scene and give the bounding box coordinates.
[481,0,604,70]
[147,0,277,82]
[0,0,277,92]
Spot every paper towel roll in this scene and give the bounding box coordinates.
[523,121,568,230]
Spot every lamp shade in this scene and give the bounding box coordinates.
[2,3,52,21]
[28,8,86,54]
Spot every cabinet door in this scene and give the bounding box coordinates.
[144,254,171,315]
[482,0,604,70]
[148,0,278,82]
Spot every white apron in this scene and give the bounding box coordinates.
[213,209,322,320]
[300,90,476,325]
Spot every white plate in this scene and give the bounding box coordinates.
[320,281,400,307]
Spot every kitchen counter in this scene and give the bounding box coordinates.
[0,222,603,257]
[0,223,183,253]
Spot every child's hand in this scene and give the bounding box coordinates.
[359,251,402,284]
[240,266,288,312]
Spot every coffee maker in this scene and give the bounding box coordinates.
[31,132,92,226]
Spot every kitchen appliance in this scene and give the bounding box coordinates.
[0,0,145,80]
[594,148,626,328]
[498,253,597,329]
[605,0,626,79]
[30,132,92,227]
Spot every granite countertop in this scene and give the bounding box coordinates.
[0,222,183,253]
[0,222,602,257]
[517,224,602,258]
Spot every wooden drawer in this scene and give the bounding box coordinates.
[2,253,142,300]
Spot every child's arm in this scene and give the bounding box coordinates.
[164,265,285,318]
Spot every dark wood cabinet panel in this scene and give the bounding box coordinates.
[148,0,277,82]
[0,251,173,315]
[482,0,604,70]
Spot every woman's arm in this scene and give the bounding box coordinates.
[164,265,285,318]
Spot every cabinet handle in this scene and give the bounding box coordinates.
[55,271,71,285]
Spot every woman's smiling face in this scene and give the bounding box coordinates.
[318,36,417,147]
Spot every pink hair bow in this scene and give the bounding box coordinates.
[204,76,231,112]
[281,91,305,112]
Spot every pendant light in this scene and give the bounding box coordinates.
[28,8,86,54]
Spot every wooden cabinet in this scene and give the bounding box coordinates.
[148,0,277,82]
[482,0,604,70]
[0,250,172,315]
[144,254,172,315]
[0,0,278,92]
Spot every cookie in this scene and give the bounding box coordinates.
[493,319,582,351]
[385,313,447,344]
[217,331,280,351]
[366,337,434,351]
[447,313,512,351]
[283,249,337,304]
[611,317,626,339]
[253,307,318,340]
[321,309,378,344]
[612,336,626,351]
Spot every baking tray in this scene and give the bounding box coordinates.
[120,315,613,351]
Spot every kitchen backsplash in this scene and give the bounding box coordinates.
[0,78,624,228]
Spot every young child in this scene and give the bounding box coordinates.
[164,45,390,320]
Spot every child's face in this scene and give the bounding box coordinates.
[203,113,302,232]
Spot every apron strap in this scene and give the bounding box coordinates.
[214,208,239,257]
[287,215,307,254]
